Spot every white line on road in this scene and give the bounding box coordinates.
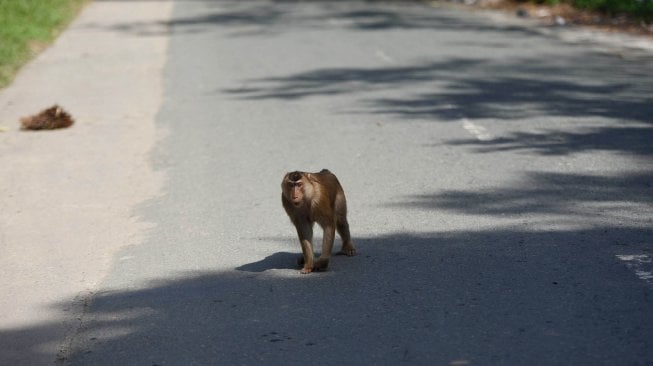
[616,254,653,286]
[461,118,494,141]
[375,49,395,63]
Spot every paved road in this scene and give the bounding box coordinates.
[2,1,653,365]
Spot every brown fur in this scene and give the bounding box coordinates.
[20,105,74,130]
[281,169,356,274]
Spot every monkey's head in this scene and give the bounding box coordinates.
[288,171,302,182]
[282,171,309,207]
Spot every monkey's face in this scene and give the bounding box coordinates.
[282,172,307,207]
[288,181,304,206]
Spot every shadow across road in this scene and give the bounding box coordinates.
[1,227,651,365]
[225,53,653,126]
[445,125,653,157]
[95,0,545,36]
[390,170,653,221]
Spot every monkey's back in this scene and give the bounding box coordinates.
[311,169,343,196]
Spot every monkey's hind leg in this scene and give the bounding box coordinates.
[314,225,336,271]
[336,217,357,256]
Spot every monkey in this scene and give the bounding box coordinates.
[281,169,356,274]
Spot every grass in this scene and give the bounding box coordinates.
[525,0,653,20]
[573,0,653,20]
[0,0,88,89]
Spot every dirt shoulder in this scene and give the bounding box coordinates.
[0,2,171,364]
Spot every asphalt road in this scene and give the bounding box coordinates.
[2,1,653,365]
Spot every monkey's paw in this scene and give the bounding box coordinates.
[314,258,330,271]
[300,267,313,274]
[337,247,357,257]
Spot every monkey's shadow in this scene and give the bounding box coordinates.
[235,252,300,272]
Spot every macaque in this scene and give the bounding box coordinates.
[282,169,356,274]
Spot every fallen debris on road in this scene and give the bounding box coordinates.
[20,105,74,130]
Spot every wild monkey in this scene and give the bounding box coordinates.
[281,169,356,274]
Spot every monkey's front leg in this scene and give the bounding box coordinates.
[314,224,335,271]
[297,224,314,274]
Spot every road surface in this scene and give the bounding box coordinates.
[1,1,652,365]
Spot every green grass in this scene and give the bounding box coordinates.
[573,0,653,20]
[524,0,653,20]
[0,0,87,89]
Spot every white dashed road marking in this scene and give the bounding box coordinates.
[461,118,494,141]
[375,49,394,63]
[616,254,653,286]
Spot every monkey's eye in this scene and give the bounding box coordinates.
[296,182,303,188]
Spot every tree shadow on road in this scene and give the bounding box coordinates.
[444,125,653,157]
[389,170,653,221]
[3,226,652,365]
[96,0,544,36]
[225,52,653,124]
[224,51,653,157]
[96,0,653,159]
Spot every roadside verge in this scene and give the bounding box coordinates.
[0,1,171,364]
